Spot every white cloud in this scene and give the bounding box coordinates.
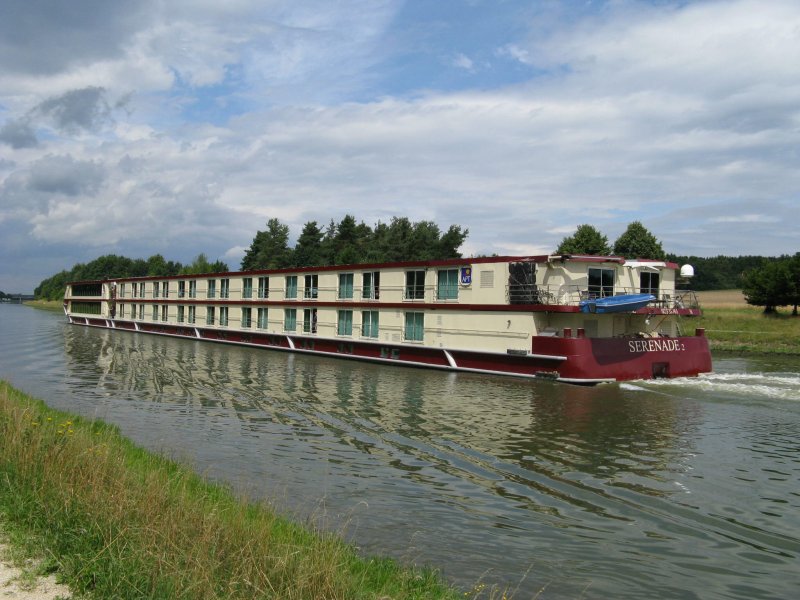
[452,53,474,71]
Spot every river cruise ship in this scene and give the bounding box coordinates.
[63,255,712,384]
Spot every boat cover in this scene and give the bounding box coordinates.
[579,293,656,314]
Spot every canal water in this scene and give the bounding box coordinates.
[1,304,798,599]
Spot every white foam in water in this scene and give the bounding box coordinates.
[642,372,800,401]
[619,382,646,392]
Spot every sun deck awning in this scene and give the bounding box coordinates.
[623,261,667,271]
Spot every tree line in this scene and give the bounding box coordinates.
[32,215,468,301]
[555,221,667,260]
[32,216,796,314]
[241,215,468,270]
[34,254,229,301]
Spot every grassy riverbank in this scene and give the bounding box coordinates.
[694,290,800,354]
[0,380,465,600]
[23,299,63,312]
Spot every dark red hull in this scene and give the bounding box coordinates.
[71,317,712,384]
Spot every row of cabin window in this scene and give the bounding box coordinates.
[120,304,424,341]
[119,269,460,301]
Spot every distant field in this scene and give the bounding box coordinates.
[696,289,747,308]
[693,290,800,354]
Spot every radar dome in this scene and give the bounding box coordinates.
[680,264,695,278]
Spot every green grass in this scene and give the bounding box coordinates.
[0,380,477,600]
[23,299,65,312]
[693,306,800,354]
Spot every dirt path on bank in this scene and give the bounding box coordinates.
[0,540,72,600]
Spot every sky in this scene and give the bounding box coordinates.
[1,0,798,292]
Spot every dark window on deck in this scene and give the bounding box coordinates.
[72,283,103,297]
[588,267,615,298]
[70,301,102,314]
[640,271,660,296]
[508,262,537,304]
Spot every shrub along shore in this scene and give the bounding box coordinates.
[0,380,464,600]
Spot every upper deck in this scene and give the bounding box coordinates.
[65,254,700,315]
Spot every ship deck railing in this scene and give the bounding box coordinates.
[507,285,700,310]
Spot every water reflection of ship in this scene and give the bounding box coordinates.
[64,323,691,506]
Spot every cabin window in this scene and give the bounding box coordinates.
[189,281,197,298]
[152,305,159,321]
[284,308,297,331]
[640,271,660,296]
[153,282,160,299]
[241,307,252,328]
[258,308,268,329]
[404,312,424,341]
[405,270,425,300]
[303,308,318,333]
[285,276,297,299]
[138,305,144,320]
[258,276,269,299]
[337,310,353,335]
[220,279,230,299]
[188,306,196,324]
[139,282,146,298]
[162,282,169,298]
[219,306,229,326]
[242,278,253,299]
[177,306,185,323]
[207,279,216,298]
[206,306,215,325]
[437,269,459,300]
[588,267,615,298]
[71,283,103,297]
[119,304,125,318]
[304,274,318,299]
[338,273,354,299]
[508,262,537,304]
[161,305,168,321]
[120,283,126,297]
[130,303,137,318]
[178,281,186,298]
[71,301,102,315]
[362,310,379,338]
[362,271,380,300]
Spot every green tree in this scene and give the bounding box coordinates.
[742,257,792,314]
[293,221,325,267]
[241,218,293,270]
[613,221,666,260]
[331,215,368,265]
[407,221,441,260]
[146,254,167,276]
[180,254,229,275]
[555,224,611,255]
[383,217,414,261]
[789,253,800,315]
[437,224,468,259]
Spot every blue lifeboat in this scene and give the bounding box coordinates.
[579,293,656,314]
